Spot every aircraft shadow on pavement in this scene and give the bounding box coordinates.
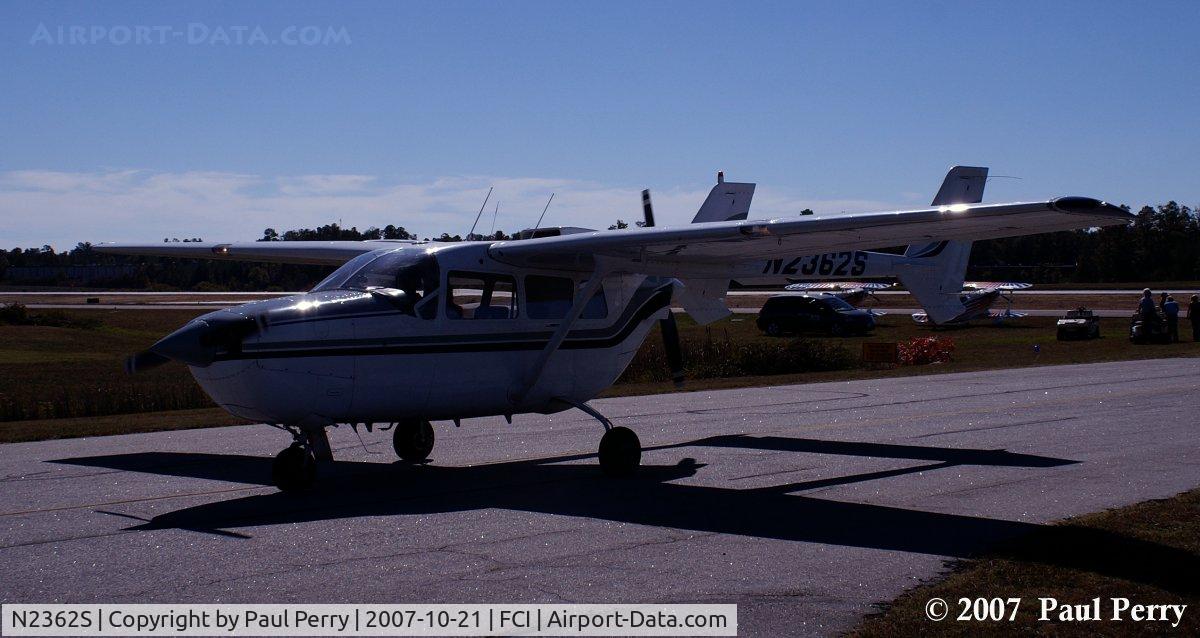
[51,435,1198,595]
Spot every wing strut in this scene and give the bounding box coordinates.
[509,261,610,406]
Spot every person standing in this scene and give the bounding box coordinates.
[1163,296,1180,342]
[1139,289,1158,323]
[1159,291,1169,311]
[1190,294,1200,342]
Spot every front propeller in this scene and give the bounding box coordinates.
[125,350,171,374]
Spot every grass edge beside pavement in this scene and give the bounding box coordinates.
[3,351,1199,444]
[850,489,1200,636]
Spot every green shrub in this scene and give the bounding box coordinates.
[0,303,101,329]
[619,328,857,384]
[0,303,31,325]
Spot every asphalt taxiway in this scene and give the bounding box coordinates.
[2,358,1198,636]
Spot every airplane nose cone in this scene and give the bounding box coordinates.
[149,311,266,367]
[150,319,214,367]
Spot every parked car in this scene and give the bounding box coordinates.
[756,294,875,337]
[1056,308,1100,340]
[1130,310,1171,344]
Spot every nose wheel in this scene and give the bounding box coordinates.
[272,443,317,492]
[269,426,330,492]
[393,419,435,462]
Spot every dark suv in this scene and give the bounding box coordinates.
[756,294,875,337]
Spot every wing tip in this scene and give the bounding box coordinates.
[1049,197,1132,221]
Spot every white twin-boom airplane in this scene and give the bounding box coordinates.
[97,169,1131,491]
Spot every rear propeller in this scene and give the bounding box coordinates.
[659,310,685,388]
[642,188,685,388]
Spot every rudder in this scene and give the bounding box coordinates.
[692,172,756,223]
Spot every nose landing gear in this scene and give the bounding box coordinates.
[270,426,331,493]
[272,444,316,492]
[393,419,435,463]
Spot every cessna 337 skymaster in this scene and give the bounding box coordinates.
[98,173,1132,491]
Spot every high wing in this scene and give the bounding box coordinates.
[489,197,1131,275]
[94,239,419,265]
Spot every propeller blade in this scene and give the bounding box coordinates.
[641,189,655,228]
[125,350,170,374]
[659,311,684,388]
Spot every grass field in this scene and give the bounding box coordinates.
[852,488,1200,636]
[0,309,214,424]
[1,307,1197,443]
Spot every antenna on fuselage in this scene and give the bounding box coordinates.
[467,187,493,240]
[532,193,555,231]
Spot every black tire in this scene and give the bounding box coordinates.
[765,321,783,337]
[272,444,316,493]
[598,426,641,477]
[393,419,435,462]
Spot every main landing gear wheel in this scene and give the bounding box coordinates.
[393,419,435,462]
[598,426,641,477]
[272,444,317,493]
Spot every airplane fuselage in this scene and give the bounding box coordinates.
[174,243,672,427]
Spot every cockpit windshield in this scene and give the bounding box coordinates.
[311,248,441,301]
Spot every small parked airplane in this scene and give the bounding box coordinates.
[779,282,894,316]
[97,169,1131,491]
[911,282,1033,326]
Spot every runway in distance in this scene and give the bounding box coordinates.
[97,169,1133,491]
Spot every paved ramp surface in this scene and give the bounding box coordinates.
[2,358,1198,636]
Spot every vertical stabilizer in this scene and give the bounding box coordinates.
[931,165,988,206]
[692,172,756,223]
[898,166,988,324]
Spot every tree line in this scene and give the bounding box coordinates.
[1,223,515,290]
[2,202,1196,290]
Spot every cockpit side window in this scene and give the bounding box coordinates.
[447,271,518,320]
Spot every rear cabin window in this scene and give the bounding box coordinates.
[447,272,517,320]
[525,275,607,320]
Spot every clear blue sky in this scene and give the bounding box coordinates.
[2,1,1198,248]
